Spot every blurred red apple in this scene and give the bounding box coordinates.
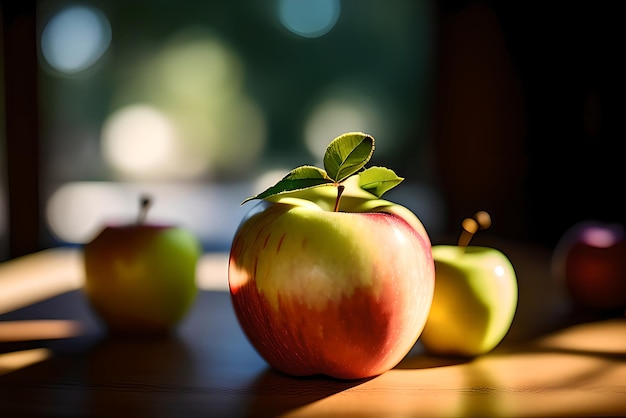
[552,220,626,312]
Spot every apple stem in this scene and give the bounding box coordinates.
[333,184,345,212]
[138,195,152,224]
[458,218,479,247]
[458,211,492,247]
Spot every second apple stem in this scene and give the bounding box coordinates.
[138,195,152,224]
[458,218,478,248]
[458,211,492,249]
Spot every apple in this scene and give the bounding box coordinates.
[83,197,201,334]
[420,212,518,357]
[228,133,435,380]
[552,220,626,312]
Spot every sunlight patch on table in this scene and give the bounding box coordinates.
[0,320,84,342]
[0,349,53,376]
[0,248,84,314]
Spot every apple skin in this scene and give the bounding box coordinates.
[83,224,201,334]
[420,245,518,357]
[228,188,435,380]
[552,221,626,312]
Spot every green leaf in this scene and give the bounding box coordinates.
[323,132,374,182]
[358,166,404,198]
[242,165,333,204]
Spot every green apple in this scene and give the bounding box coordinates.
[420,213,518,357]
[229,133,435,379]
[83,197,201,334]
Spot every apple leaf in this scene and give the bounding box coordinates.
[359,166,404,198]
[323,132,374,183]
[242,165,333,204]
[241,132,403,208]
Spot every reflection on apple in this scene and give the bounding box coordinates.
[83,197,201,335]
[420,211,518,357]
[552,220,626,313]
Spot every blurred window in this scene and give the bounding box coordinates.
[2,0,440,258]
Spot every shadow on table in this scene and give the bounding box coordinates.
[238,368,373,418]
[395,342,473,370]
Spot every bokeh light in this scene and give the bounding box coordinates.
[101,105,180,180]
[278,0,341,38]
[304,84,398,161]
[46,182,129,244]
[46,181,253,249]
[109,29,266,179]
[40,5,112,74]
[32,2,438,254]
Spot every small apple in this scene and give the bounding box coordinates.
[552,220,626,312]
[228,132,435,380]
[83,197,201,334]
[420,212,518,357]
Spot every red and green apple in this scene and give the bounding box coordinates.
[83,197,201,334]
[228,132,435,380]
[420,212,518,357]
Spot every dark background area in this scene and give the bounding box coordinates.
[432,1,626,248]
[2,0,625,260]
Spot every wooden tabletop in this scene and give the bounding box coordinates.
[1,243,625,417]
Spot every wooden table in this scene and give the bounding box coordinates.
[1,243,625,417]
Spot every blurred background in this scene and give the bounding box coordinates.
[1,0,625,261]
